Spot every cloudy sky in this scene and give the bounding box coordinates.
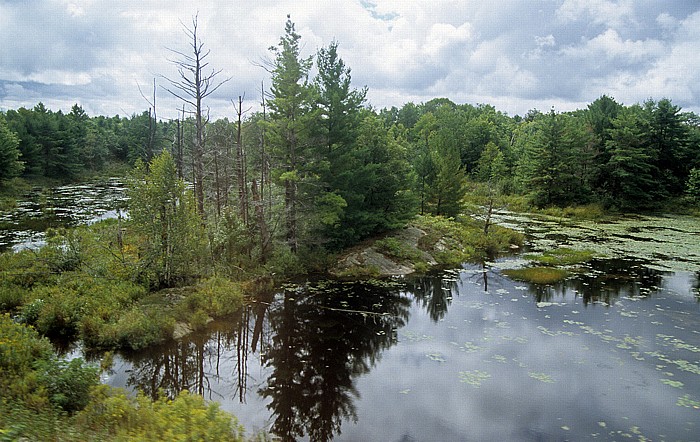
[1,0,699,120]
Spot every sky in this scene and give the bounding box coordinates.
[1,0,699,120]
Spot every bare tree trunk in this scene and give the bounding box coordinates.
[163,14,229,217]
[251,179,270,263]
[235,96,249,227]
[213,139,221,219]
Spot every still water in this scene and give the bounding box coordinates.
[106,258,700,441]
[0,178,127,252]
[4,183,698,440]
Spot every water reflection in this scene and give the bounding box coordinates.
[514,258,665,306]
[107,260,700,441]
[260,281,410,441]
[406,272,457,322]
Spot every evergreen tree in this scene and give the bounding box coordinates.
[519,109,592,206]
[324,114,415,246]
[128,150,206,287]
[586,95,623,198]
[266,16,317,253]
[605,105,661,209]
[645,98,691,195]
[0,115,24,182]
[426,129,467,217]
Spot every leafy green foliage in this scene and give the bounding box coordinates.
[128,150,207,288]
[78,386,245,441]
[685,168,700,203]
[180,276,245,318]
[0,115,24,182]
[525,247,595,266]
[0,314,98,414]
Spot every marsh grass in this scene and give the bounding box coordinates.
[525,247,595,266]
[503,267,569,284]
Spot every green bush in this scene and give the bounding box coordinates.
[0,282,25,311]
[375,237,422,262]
[35,357,99,413]
[78,386,245,441]
[30,285,82,338]
[267,246,305,277]
[0,314,98,414]
[184,276,245,318]
[103,307,174,351]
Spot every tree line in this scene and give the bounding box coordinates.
[2,16,700,270]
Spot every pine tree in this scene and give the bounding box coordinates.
[266,16,316,253]
[0,115,24,182]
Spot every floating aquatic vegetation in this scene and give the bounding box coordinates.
[426,352,446,362]
[492,211,700,272]
[656,334,700,353]
[645,351,700,375]
[660,379,684,388]
[524,247,596,266]
[529,372,555,383]
[459,370,492,387]
[537,326,574,337]
[491,354,507,363]
[462,341,482,353]
[500,335,528,344]
[401,331,433,342]
[676,394,700,409]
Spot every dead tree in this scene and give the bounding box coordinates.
[233,95,249,227]
[162,13,229,215]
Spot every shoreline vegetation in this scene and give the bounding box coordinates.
[1,13,699,441]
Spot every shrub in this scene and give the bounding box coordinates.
[375,237,422,262]
[0,314,98,414]
[0,282,26,311]
[106,307,174,351]
[35,357,99,413]
[267,246,305,277]
[30,285,82,338]
[78,386,245,441]
[187,276,245,318]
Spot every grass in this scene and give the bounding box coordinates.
[525,247,595,266]
[0,220,247,352]
[503,267,569,285]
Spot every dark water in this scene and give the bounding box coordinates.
[6,185,698,440]
[0,178,127,252]
[106,261,700,441]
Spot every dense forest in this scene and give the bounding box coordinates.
[1,15,700,270]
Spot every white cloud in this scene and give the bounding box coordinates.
[561,29,665,64]
[556,0,636,29]
[0,1,699,118]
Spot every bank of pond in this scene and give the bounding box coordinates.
[1,185,700,440]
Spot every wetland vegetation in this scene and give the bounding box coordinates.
[1,15,700,442]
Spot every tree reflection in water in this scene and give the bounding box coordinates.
[512,258,665,305]
[260,280,411,441]
[120,289,275,403]
[406,272,458,322]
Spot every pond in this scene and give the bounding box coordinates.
[103,212,700,441]
[0,178,127,253]
[3,184,698,440]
